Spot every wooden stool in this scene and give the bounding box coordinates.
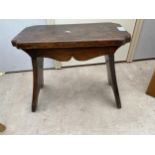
[12,23,131,112]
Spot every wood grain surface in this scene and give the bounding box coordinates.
[12,23,131,49]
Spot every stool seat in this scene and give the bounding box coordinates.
[12,23,130,49]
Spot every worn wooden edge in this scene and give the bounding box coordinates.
[11,39,130,50]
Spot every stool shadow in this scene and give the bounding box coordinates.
[39,76,116,111]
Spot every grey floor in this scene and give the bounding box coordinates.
[0,60,155,135]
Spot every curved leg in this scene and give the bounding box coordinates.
[105,54,121,109]
[31,57,44,112]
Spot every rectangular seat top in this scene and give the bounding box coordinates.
[12,23,131,49]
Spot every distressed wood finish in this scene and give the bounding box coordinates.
[12,23,131,49]
[12,23,131,112]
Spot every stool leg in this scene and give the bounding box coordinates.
[105,56,112,85]
[38,58,44,88]
[105,54,121,109]
[31,57,44,112]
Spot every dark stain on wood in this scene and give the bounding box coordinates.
[12,22,131,112]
